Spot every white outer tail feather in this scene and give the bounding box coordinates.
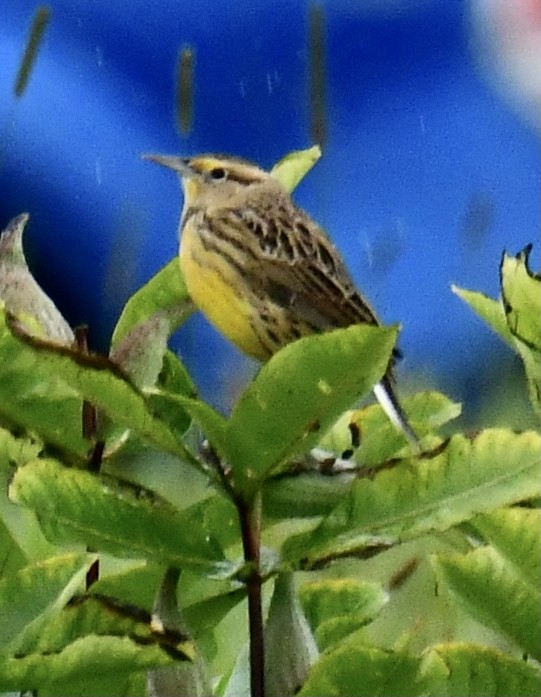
[373,380,420,452]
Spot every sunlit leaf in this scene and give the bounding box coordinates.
[9,459,227,570]
[500,246,541,351]
[422,643,541,697]
[471,507,540,588]
[0,553,94,650]
[10,589,194,662]
[0,311,192,461]
[451,285,514,348]
[270,146,321,192]
[454,247,541,416]
[500,247,541,414]
[283,429,541,567]
[0,428,53,561]
[0,308,88,456]
[0,634,178,694]
[433,544,541,659]
[298,644,426,697]
[225,325,397,499]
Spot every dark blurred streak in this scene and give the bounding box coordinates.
[388,557,420,591]
[14,6,51,98]
[176,45,195,136]
[460,191,495,249]
[308,4,326,146]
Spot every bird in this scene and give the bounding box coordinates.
[145,152,419,450]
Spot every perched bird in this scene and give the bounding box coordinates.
[146,153,418,449]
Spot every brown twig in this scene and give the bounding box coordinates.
[237,493,265,697]
[74,325,102,589]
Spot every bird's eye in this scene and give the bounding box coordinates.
[209,167,226,180]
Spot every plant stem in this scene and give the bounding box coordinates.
[237,492,265,697]
[75,325,102,589]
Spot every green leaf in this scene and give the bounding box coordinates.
[283,429,541,567]
[264,574,318,697]
[512,340,540,415]
[141,351,199,441]
[0,634,178,694]
[9,459,227,570]
[112,258,194,348]
[10,589,194,659]
[159,392,229,461]
[263,470,355,519]
[454,248,541,416]
[0,553,94,650]
[184,588,246,641]
[0,213,74,343]
[158,349,197,399]
[500,246,541,351]
[0,310,192,460]
[433,545,541,659]
[471,507,540,588]
[90,561,169,612]
[0,426,41,467]
[451,286,514,348]
[225,324,398,499]
[0,517,26,577]
[143,390,197,444]
[500,247,541,414]
[270,145,321,192]
[299,578,388,651]
[298,645,426,697]
[423,643,541,697]
[0,308,88,456]
[0,429,53,561]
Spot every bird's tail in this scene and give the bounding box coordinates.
[373,375,420,453]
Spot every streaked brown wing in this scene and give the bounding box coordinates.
[237,203,381,330]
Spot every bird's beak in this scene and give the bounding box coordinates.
[142,154,194,177]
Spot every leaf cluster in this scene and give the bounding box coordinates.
[0,148,539,696]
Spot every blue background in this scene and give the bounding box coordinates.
[1,1,538,417]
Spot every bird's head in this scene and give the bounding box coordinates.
[144,153,271,208]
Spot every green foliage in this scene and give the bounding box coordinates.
[424,644,541,697]
[9,459,227,570]
[211,323,398,499]
[269,144,321,190]
[300,578,388,650]
[453,245,540,414]
[298,645,427,697]
[282,429,540,566]
[0,151,539,696]
[433,508,541,660]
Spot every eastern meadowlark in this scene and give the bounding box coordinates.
[146,153,419,449]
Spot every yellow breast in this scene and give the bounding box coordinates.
[179,219,269,360]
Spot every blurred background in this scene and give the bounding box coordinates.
[1,0,539,423]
